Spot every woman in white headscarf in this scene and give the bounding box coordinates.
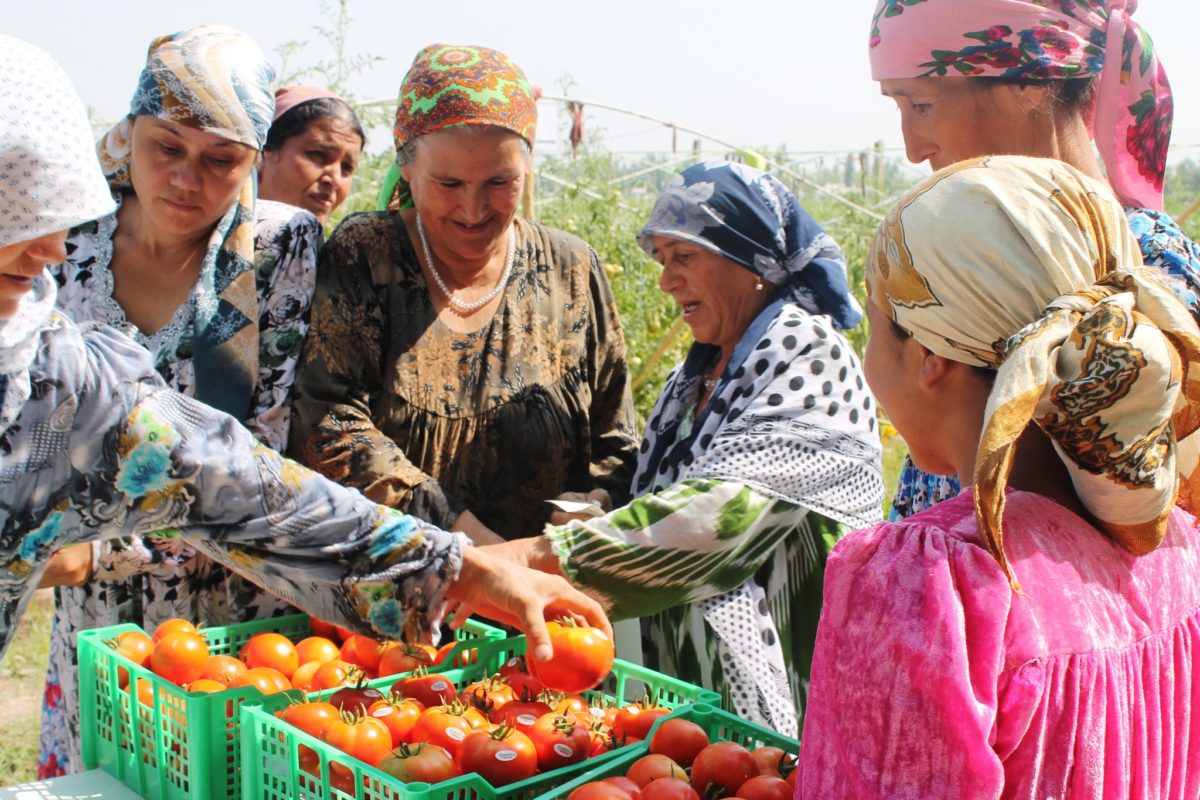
[0,33,608,778]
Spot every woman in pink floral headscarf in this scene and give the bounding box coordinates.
[868,0,1200,521]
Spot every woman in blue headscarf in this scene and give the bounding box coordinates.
[36,25,324,776]
[495,160,883,734]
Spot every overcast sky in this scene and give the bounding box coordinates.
[9,1,1199,163]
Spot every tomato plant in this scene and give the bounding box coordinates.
[527,619,614,693]
[689,741,757,798]
[377,742,460,784]
[649,718,709,768]
[454,725,538,787]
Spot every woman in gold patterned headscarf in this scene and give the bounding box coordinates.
[796,155,1200,798]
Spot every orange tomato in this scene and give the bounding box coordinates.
[241,633,300,679]
[151,618,198,644]
[377,643,433,677]
[201,654,248,686]
[111,630,154,688]
[185,678,228,694]
[311,660,355,691]
[339,634,383,672]
[295,636,341,665]
[230,666,292,695]
[150,631,209,686]
[290,661,324,693]
[368,695,424,746]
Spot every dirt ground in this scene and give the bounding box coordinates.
[0,589,54,786]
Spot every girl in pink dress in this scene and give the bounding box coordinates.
[797,156,1200,799]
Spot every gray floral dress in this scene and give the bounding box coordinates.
[38,198,321,777]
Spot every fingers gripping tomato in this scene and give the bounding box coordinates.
[454,725,538,787]
[527,619,614,694]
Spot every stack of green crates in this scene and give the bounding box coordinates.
[77,614,504,800]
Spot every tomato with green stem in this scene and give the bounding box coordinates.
[527,619,614,694]
[454,725,538,786]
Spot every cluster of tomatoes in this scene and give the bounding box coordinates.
[281,645,656,793]
[566,718,796,800]
[106,616,481,703]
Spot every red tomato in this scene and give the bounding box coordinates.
[496,655,545,698]
[368,695,424,746]
[278,700,340,739]
[528,712,591,771]
[567,783,638,800]
[377,643,433,677]
[377,742,460,784]
[310,659,354,691]
[690,741,757,798]
[241,633,300,679]
[491,698,553,732]
[649,718,710,768]
[735,775,793,800]
[201,654,247,686]
[295,636,341,665]
[409,705,474,755]
[230,666,292,695]
[391,670,457,708]
[150,630,209,685]
[604,776,644,797]
[527,620,614,693]
[612,704,669,742]
[151,618,198,643]
[328,680,385,714]
[639,777,699,800]
[585,720,616,757]
[321,714,393,771]
[460,676,516,715]
[749,745,796,778]
[454,725,538,787]
[626,754,687,788]
[434,641,478,667]
[308,617,341,640]
[551,693,591,717]
[340,634,383,671]
[334,625,356,643]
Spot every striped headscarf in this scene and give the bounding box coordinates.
[96,25,275,419]
[867,156,1200,583]
[380,43,537,210]
[869,0,1172,211]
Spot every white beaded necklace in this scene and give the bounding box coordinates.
[415,213,515,313]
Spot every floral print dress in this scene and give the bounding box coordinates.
[888,206,1200,520]
[37,198,321,777]
[289,214,639,539]
[4,306,462,760]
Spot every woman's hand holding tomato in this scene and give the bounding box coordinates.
[527,619,615,693]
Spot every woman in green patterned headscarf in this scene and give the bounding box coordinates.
[291,45,639,551]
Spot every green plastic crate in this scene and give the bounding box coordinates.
[539,703,801,800]
[78,613,504,800]
[240,636,721,800]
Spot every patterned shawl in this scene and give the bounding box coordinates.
[869,0,1172,211]
[380,44,538,210]
[867,155,1200,583]
[0,36,115,440]
[96,25,275,419]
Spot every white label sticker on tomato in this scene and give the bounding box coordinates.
[589,706,604,719]
[495,749,517,762]
[372,706,394,717]
[506,657,520,668]
[447,727,466,742]
[553,743,574,758]
[431,681,449,691]
[517,714,537,726]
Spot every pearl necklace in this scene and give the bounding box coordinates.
[415,213,515,313]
